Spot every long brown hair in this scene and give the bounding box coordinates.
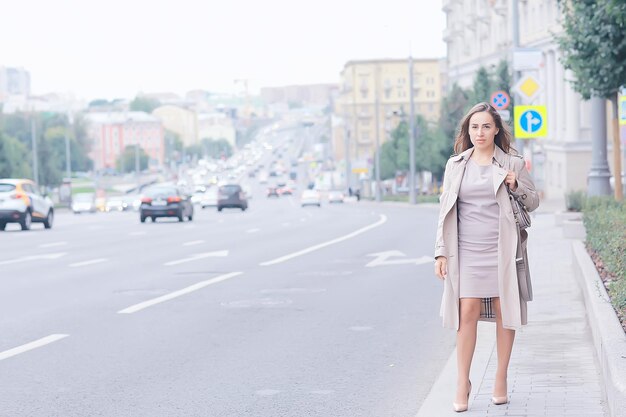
[453,102,515,155]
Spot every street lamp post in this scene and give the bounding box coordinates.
[65,112,72,181]
[374,65,382,202]
[31,114,39,184]
[408,55,417,204]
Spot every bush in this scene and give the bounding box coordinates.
[583,197,626,315]
[565,190,586,211]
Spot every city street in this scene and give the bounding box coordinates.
[0,192,453,416]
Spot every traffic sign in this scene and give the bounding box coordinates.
[513,75,543,102]
[514,105,547,138]
[620,95,626,126]
[490,90,510,110]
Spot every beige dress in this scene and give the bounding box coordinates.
[457,159,500,298]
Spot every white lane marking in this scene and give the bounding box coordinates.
[365,251,434,268]
[129,231,147,236]
[183,240,205,246]
[69,258,108,268]
[0,334,69,361]
[39,241,67,248]
[0,252,67,266]
[164,250,228,266]
[246,228,261,233]
[260,214,388,266]
[118,271,243,314]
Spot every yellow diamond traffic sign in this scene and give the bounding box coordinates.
[513,75,543,102]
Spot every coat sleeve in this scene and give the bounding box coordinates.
[434,158,453,259]
[510,157,539,212]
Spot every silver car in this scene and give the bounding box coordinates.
[0,178,54,231]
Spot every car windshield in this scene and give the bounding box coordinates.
[145,187,177,198]
[0,183,16,192]
[220,185,240,195]
[74,193,94,201]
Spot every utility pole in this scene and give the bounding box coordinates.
[65,112,72,180]
[374,64,381,202]
[31,115,39,184]
[511,0,524,156]
[408,55,416,205]
[343,116,351,194]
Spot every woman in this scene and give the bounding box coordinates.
[433,102,539,412]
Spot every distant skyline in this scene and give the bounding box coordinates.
[1,0,446,101]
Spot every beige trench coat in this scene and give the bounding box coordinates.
[434,146,539,331]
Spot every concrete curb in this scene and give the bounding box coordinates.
[572,241,626,417]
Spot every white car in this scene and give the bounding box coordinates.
[200,187,219,209]
[300,189,321,207]
[0,178,54,230]
[72,193,97,214]
[327,190,345,204]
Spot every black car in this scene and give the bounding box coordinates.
[139,185,193,222]
[217,184,248,211]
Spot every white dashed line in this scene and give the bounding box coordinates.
[0,252,67,266]
[246,228,260,233]
[183,240,204,246]
[39,241,67,248]
[164,250,228,266]
[117,271,243,314]
[260,214,388,266]
[69,258,108,267]
[0,334,69,361]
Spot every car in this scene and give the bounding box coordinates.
[300,189,321,207]
[72,193,97,213]
[328,190,345,204]
[217,184,248,211]
[266,186,279,198]
[0,178,54,231]
[200,187,218,209]
[277,186,293,196]
[105,196,125,212]
[139,185,193,222]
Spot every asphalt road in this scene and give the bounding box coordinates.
[0,190,454,417]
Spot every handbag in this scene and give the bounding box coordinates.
[507,188,531,230]
[515,226,533,301]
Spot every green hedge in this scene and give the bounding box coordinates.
[583,197,626,315]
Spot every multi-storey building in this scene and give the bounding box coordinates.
[152,105,199,147]
[85,112,164,171]
[332,58,443,165]
[443,0,619,200]
[0,66,30,101]
[197,113,236,147]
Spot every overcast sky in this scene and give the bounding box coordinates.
[1,0,446,100]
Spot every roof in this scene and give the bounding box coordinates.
[84,111,160,124]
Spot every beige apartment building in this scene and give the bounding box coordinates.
[332,58,442,166]
[152,105,198,146]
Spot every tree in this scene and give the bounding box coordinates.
[470,67,492,104]
[130,96,161,113]
[556,0,626,199]
[116,145,149,173]
[439,83,470,147]
[200,138,233,159]
[0,132,31,178]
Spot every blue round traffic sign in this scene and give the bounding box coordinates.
[520,110,543,133]
[490,91,510,110]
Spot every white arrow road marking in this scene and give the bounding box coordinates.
[117,271,243,314]
[0,252,67,266]
[365,251,433,268]
[0,334,69,361]
[39,241,67,248]
[260,214,387,266]
[183,240,205,246]
[164,250,229,266]
[69,258,108,268]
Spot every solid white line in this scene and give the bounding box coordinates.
[0,334,69,361]
[117,271,243,314]
[69,258,108,267]
[260,214,388,266]
[39,241,67,248]
[183,240,205,246]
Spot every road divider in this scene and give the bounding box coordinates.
[0,334,69,361]
[117,271,243,314]
[260,214,388,266]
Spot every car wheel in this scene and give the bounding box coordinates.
[188,213,193,221]
[140,215,146,223]
[217,207,223,212]
[20,211,32,231]
[178,211,184,222]
[0,222,6,231]
[43,210,54,229]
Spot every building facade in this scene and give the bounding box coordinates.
[443,0,619,200]
[152,105,198,147]
[85,112,164,171]
[197,113,236,147]
[0,66,30,101]
[332,58,443,165]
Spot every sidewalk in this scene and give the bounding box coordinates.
[416,212,609,417]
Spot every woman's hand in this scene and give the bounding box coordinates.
[434,256,447,280]
[505,170,518,191]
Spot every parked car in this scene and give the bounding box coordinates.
[300,189,321,207]
[0,178,54,230]
[217,184,248,211]
[139,185,193,222]
[72,193,97,214]
[327,190,345,204]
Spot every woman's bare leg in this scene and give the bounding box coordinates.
[456,298,481,404]
[493,297,515,397]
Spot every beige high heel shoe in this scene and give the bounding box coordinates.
[453,380,472,412]
[492,395,509,405]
